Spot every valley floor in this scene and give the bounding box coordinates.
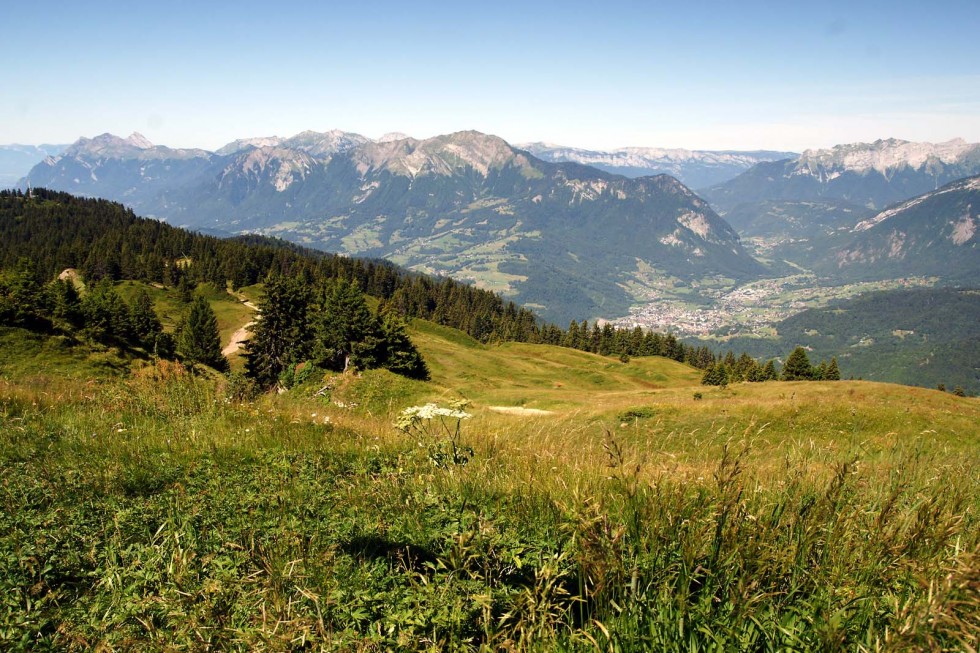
[610,271,937,339]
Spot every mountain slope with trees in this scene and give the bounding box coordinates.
[707,287,980,393]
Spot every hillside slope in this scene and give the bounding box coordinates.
[409,319,702,410]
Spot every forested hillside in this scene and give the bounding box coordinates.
[711,287,980,393]
[0,189,734,376]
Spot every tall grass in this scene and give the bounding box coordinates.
[1,363,978,650]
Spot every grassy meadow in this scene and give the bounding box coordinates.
[1,315,979,650]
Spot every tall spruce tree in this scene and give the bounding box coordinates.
[178,295,227,371]
[824,357,841,381]
[781,347,813,381]
[129,289,162,348]
[312,279,382,372]
[759,359,779,381]
[245,274,312,387]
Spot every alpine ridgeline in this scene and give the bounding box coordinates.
[704,138,980,216]
[519,142,795,189]
[23,130,764,323]
[754,174,980,283]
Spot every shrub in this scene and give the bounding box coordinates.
[616,407,656,421]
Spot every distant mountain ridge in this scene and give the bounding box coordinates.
[519,142,796,188]
[215,129,373,157]
[704,138,980,214]
[22,130,765,323]
[829,174,979,280]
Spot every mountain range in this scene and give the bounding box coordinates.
[17,130,980,324]
[519,143,795,188]
[704,138,980,215]
[21,130,764,323]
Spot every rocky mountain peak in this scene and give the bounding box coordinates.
[125,132,154,149]
[352,130,523,178]
[797,138,980,175]
[219,146,317,192]
[216,136,285,156]
[378,132,411,143]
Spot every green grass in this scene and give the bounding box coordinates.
[1,321,979,650]
[410,319,701,411]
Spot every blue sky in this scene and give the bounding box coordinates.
[2,0,978,151]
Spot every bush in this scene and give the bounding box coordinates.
[616,407,656,421]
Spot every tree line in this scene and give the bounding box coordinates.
[700,346,840,386]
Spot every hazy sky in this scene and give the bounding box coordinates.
[3,0,978,151]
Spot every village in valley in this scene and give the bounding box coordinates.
[611,272,937,338]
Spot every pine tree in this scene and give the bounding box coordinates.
[178,296,227,371]
[781,347,813,381]
[701,362,729,386]
[46,278,82,329]
[378,305,429,380]
[732,352,758,383]
[564,320,580,349]
[760,359,779,381]
[1,258,45,328]
[813,361,827,381]
[824,357,841,381]
[701,364,716,385]
[129,289,162,348]
[312,279,382,372]
[245,274,312,387]
[81,279,132,344]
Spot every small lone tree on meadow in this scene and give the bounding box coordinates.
[178,295,228,371]
[824,357,841,381]
[781,347,813,381]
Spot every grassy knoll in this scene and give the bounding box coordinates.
[1,322,979,650]
[410,320,701,411]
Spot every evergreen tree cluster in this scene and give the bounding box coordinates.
[700,346,842,387]
[780,346,840,381]
[0,189,540,347]
[0,257,162,350]
[245,275,428,387]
